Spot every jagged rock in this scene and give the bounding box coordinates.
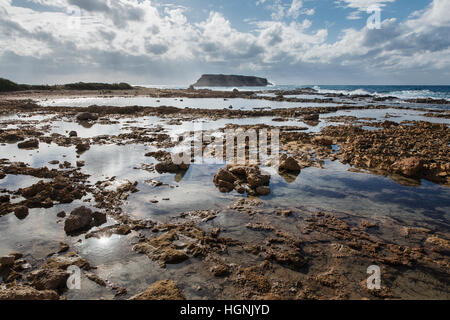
[17,139,39,149]
[76,161,85,167]
[28,268,69,291]
[210,264,230,277]
[76,143,90,153]
[129,280,185,300]
[64,206,106,235]
[213,165,271,195]
[279,155,301,173]
[0,285,59,300]
[393,157,423,177]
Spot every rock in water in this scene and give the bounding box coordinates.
[393,157,423,177]
[14,206,29,220]
[17,139,39,149]
[76,112,98,121]
[279,155,301,173]
[193,74,271,87]
[64,206,106,235]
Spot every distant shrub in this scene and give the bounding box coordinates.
[0,78,20,92]
[0,78,133,92]
[63,82,133,90]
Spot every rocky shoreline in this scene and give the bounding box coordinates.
[0,90,449,300]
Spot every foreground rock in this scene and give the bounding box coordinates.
[213,164,271,196]
[0,285,58,300]
[64,206,106,235]
[130,280,185,300]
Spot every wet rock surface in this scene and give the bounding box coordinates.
[0,92,449,300]
[213,165,271,195]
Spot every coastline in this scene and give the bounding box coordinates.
[0,88,449,300]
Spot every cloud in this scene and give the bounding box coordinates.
[336,0,395,20]
[0,0,448,84]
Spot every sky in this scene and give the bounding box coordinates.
[0,0,449,85]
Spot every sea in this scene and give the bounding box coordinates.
[138,84,450,101]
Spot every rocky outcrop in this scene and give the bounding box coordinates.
[129,280,185,300]
[213,165,271,196]
[0,285,59,300]
[64,206,106,235]
[193,74,271,87]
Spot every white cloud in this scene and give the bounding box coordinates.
[0,0,448,84]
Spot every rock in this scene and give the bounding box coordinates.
[160,249,189,264]
[303,113,319,121]
[0,255,15,267]
[193,74,271,87]
[129,280,185,300]
[76,112,98,121]
[312,136,333,146]
[64,206,106,235]
[0,195,10,203]
[213,165,271,195]
[277,209,292,217]
[14,206,29,220]
[393,157,423,177]
[255,186,270,196]
[28,268,69,291]
[279,156,301,173]
[69,131,77,137]
[57,211,66,218]
[214,168,237,183]
[17,139,39,149]
[48,160,59,165]
[0,285,59,300]
[76,161,85,167]
[215,180,235,193]
[155,160,190,173]
[0,171,6,179]
[76,143,90,153]
[210,264,230,277]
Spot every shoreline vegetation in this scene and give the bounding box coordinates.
[0,77,133,93]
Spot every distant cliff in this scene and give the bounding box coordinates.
[193,74,271,87]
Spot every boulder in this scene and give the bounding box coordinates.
[17,139,39,149]
[64,206,106,235]
[393,157,423,177]
[279,156,301,173]
[76,143,90,153]
[255,186,270,196]
[14,206,29,220]
[28,268,69,291]
[303,113,319,121]
[69,131,78,137]
[76,112,98,121]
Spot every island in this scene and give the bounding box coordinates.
[192,74,271,87]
